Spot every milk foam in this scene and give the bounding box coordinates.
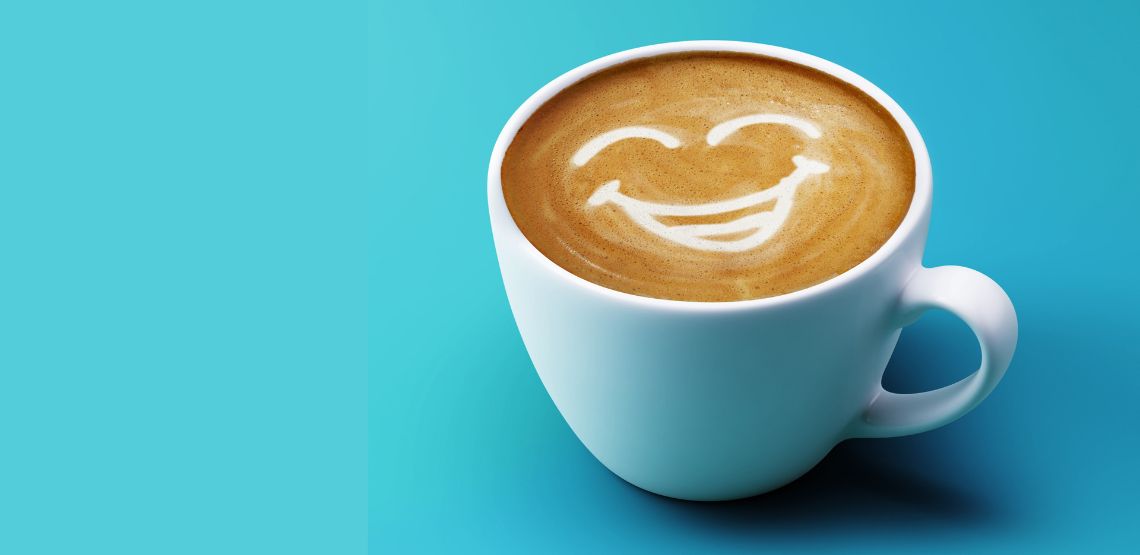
[579,114,830,252]
[572,126,681,167]
[501,52,915,301]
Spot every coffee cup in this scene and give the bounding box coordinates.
[488,41,1017,501]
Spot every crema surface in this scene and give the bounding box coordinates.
[501,52,915,302]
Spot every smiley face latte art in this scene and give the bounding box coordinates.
[502,53,915,301]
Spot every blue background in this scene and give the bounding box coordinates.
[2,1,1136,553]
[375,1,1140,553]
[2,2,365,553]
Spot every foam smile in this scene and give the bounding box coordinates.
[587,155,830,252]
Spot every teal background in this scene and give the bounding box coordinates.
[375,0,1140,553]
[2,0,1137,553]
[2,2,366,554]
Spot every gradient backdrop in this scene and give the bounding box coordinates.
[375,1,1140,553]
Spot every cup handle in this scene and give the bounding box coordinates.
[847,266,1018,438]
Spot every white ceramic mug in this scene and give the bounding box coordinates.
[488,41,1018,501]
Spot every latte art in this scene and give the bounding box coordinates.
[501,52,915,301]
[577,114,830,252]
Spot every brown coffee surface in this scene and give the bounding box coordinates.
[501,52,915,302]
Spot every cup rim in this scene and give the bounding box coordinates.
[488,40,932,312]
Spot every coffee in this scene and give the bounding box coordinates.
[501,52,915,302]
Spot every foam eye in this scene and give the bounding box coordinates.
[572,126,681,167]
[706,114,821,146]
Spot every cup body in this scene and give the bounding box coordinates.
[489,41,933,501]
